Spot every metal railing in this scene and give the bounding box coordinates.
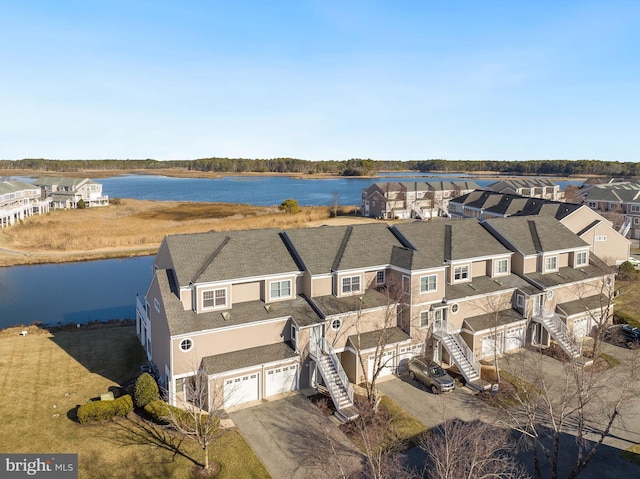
[434,320,481,380]
[536,309,580,357]
[311,337,354,408]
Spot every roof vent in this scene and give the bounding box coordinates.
[221,312,231,321]
[264,304,273,313]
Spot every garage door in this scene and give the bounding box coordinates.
[504,327,524,352]
[265,364,298,397]
[572,317,589,340]
[224,373,260,409]
[482,333,503,357]
[398,343,424,372]
[368,350,395,380]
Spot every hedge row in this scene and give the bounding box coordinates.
[144,400,214,430]
[77,395,134,424]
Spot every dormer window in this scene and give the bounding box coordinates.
[270,280,292,300]
[575,251,588,267]
[494,259,509,276]
[453,265,470,282]
[544,256,558,272]
[342,276,361,294]
[376,270,385,285]
[203,288,227,309]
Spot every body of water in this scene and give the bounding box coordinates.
[0,256,154,329]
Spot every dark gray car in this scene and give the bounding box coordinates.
[408,357,455,394]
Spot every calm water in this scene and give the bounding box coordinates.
[0,256,154,329]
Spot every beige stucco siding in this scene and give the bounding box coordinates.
[523,256,537,274]
[232,281,261,303]
[511,254,525,275]
[180,287,192,310]
[559,252,569,268]
[312,276,332,297]
[325,308,395,351]
[410,270,446,305]
[580,223,629,265]
[171,318,289,375]
[472,260,487,278]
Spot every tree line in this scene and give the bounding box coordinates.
[1,157,639,177]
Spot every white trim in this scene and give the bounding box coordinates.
[193,271,303,289]
[179,338,194,352]
[209,357,299,380]
[171,315,291,340]
[268,278,293,301]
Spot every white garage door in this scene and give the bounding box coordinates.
[224,373,259,409]
[504,327,524,352]
[368,350,395,380]
[398,343,424,371]
[572,317,589,339]
[482,333,504,357]
[265,364,298,397]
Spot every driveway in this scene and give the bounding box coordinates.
[379,345,640,479]
[229,394,362,479]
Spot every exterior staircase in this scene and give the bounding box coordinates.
[310,338,359,422]
[619,218,632,237]
[433,321,488,391]
[533,310,581,359]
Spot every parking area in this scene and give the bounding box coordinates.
[229,394,362,479]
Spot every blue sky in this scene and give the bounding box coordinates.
[1,1,638,162]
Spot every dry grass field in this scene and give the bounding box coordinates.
[0,324,270,479]
[0,199,381,266]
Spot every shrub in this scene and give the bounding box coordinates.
[618,261,637,281]
[278,198,301,214]
[77,199,86,209]
[134,373,159,408]
[143,399,171,424]
[77,394,134,424]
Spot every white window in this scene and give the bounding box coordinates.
[630,205,640,213]
[544,256,558,272]
[575,251,588,267]
[402,275,411,293]
[270,280,292,299]
[494,259,508,275]
[635,218,640,225]
[419,311,428,328]
[179,338,193,352]
[516,294,524,308]
[453,265,469,282]
[595,235,607,241]
[342,276,361,294]
[331,318,342,331]
[450,303,459,314]
[433,308,444,322]
[376,270,385,285]
[203,288,227,308]
[588,201,598,208]
[420,274,437,293]
[154,298,160,312]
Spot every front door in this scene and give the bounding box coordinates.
[310,324,323,355]
[532,294,544,317]
[532,322,544,345]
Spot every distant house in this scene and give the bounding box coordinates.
[576,181,640,239]
[33,177,109,209]
[485,178,564,201]
[361,181,479,219]
[449,190,629,265]
[0,180,50,228]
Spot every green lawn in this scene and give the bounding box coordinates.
[0,324,270,479]
[614,280,640,328]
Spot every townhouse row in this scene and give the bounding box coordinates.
[137,215,614,420]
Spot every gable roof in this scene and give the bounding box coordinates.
[392,219,511,265]
[578,182,640,202]
[283,223,403,274]
[482,216,589,255]
[487,178,558,192]
[163,228,301,286]
[0,180,40,195]
[33,177,97,188]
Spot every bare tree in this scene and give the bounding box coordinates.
[419,419,529,479]
[500,348,640,479]
[163,369,222,473]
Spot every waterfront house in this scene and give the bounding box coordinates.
[137,217,614,418]
[576,181,640,239]
[0,180,50,228]
[33,177,109,209]
[485,178,564,201]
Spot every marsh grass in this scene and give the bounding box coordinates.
[0,324,270,479]
[0,199,364,266]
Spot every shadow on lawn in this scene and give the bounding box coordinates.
[43,321,147,385]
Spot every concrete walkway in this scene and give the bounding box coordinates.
[229,394,362,479]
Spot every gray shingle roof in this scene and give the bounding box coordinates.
[283,223,403,274]
[556,294,612,317]
[164,229,301,286]
[483,216,588,255]
[445,274,540,301]
[487,178,558,191]
[0,180,39,194]
[310,288,393,318]
[201,342,298,375]
[579,182,640,202]
[392,219,511,265]
[464,308,525,332]
[347,326,410,350]
[524,265,606,289]
[33,177,97,187]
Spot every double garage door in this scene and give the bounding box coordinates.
[481,327,524,357]
[223,364,298,409]
[368,350,395,380]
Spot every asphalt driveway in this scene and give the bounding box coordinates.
[229,394,362,479]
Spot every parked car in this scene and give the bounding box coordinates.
[407,357,455,394]
[625,257,640,268]
[621,324,640,348]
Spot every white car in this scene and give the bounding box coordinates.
[626,257,640,267]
